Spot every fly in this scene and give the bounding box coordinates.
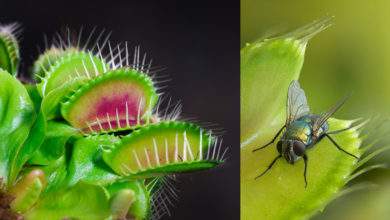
[252,80,358,187]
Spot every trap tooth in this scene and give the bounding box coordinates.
[61,68,158,134]
[102,121,224,178]
[32,47,78,81]
[37,51,108,96]
[0,24,20,75]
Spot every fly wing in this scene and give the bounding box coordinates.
[286,80,310,125]
[312,95,350,132]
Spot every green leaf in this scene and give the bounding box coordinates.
[25,182,111,220]
[102,121,224,178]
[25,84,43,112]
[29,121,80,165]
[39,156,68,193]
[66,135,120,186]
[0,70,35,185]
[9,112,46,183]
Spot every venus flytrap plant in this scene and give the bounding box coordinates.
[0,23,226,220]
[241,17,384,220]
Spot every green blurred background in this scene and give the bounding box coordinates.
[241,0,390,219]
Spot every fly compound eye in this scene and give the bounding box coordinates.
[292,141,305,156]
[277,141,283,153]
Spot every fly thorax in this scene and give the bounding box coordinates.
[285,121,312,146]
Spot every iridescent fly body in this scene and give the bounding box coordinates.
[253,80,358,187]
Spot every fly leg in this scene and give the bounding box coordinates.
[252,125,285,152]
[323,134,359,159]
[303,154,308,188]
[326,125,355,135]
[255,155,282,180]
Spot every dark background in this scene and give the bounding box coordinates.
[0,0,239,219]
